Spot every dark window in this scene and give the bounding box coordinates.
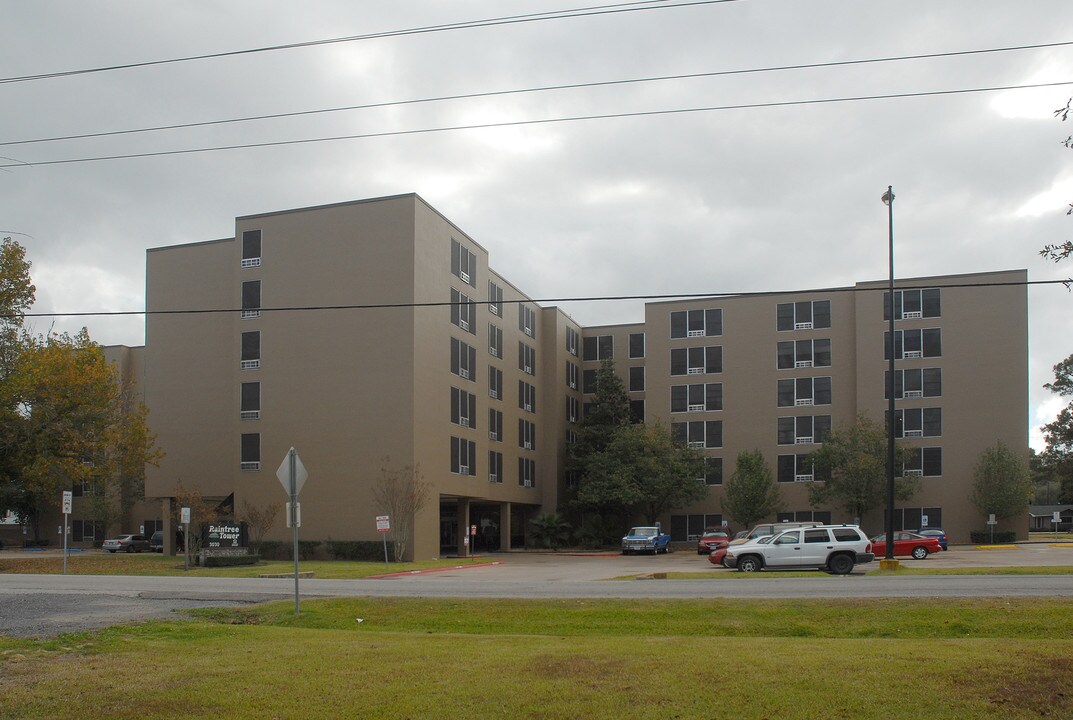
[519,457,536,487]
[519,419,536,450]
[488,408,503,441]
[566,396,580,423]
[886,329,942,360]
[241,229,261,262]
[705,420,722,448]
[488,366,502,400]
[566,361,579,390]
[489,451,503,483]
[566,327,579,356]
[450,288,476,335]
[671,348,687,376]
[450,337,477,382]
[241,280,261,313]
[923,447,942,476]
[451,387,477,429]
[706,346,723,373]
[451,239,477,287]
[629,333,645,359]
[804,529,829,543]
[705,457,723,485]
[241,382,260,416]
[241,331,260,368]
[518,381,536,413]
[630,400,645,424]
[518,304,536,338]
[777,300,830,330]
[240,433,260,469]
[519,342,536,375]
[450,437,476,475]
[885,288,940,320]
[488,281,503,316]
[629,366,645,392]
[583,369,598,394]
[671,309,722,338]
[489,324,503,358]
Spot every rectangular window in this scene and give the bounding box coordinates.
[450,288,476,334]
[240,382,260,420]
[488,324,503,358]
[886,329,942,360]
[777,339,831,369]
[886,368,942,399]
[488,451,503,483]
[488,408,503,441]
[241,229,262,267]
[904,447,943,477]
[777,415,831,444]
[519,381,537,413]
[518,419,536,450]
[566,361,579,390]
[676,420,723,448]
[241,280,261,319]
[889,408,943,438]
[583,368,598,394]
[241,330,260,370]
[451,239,477,287]
[629,333,645,359]
[488,281,503,316]
[704,457,723,485]
[776,300,831,330]
[240,433,260,471]
[670,346,722,376]
[671,309,722,338]
[450,337,477,382]
[566,327,579,356]
[629,366,645,392]
[451,387,477,429]
[777,377,832,407]
[583,335,614,361]
[488,366,502,400]
[566,396,580,423]
[630,399,645,424]
[518,304,536,338]
[670,383,722,412]
[519,457,536,487]
[887,507,943,532]
[885,288,941,320]
[450,436,476,475]
[518,341,536,375]
[777,454,815,482]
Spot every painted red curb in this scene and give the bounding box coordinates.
[369,561,501,579]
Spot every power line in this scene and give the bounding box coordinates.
[0,0,733,85]
[9,278,1067,320]
[6,39,1072,148]
[3,79,1070,169]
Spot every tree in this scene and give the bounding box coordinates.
[722,450,782,529]
[528,511,571,550]
[0,238,35,526]
[807,414,916,520]
[239,498,282,556]
[1042,353,1073,504]
[971,442,1033,524]
[1040,98,1072,271]
[372,459,431,562]
[170,482,228,558]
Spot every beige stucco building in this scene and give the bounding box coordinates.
[132,193,1028,559]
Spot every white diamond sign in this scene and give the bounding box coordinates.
[276,448,308,497]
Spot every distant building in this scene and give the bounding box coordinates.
[134,193,1027,558]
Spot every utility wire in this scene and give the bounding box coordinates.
[0,0,732,85]
[3,79,1070,169]
[6,40,1072,148]
[8,278,1067,320]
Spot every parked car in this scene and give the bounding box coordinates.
[869,532,943,559]
[726,520,824,548]
[103,534,151,553]
[621,525,672,555]
[697,529,731,555]
[724,525,875,574]
[709,535,775,567]
[911,528,948,550]
[149,531,164,553]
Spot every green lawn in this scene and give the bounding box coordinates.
[2,597,1072,719]
[0,553,492,578]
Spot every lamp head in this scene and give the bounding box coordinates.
[881,188,894,206]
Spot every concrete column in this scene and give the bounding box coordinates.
[161,497,174,556]
[499,502,512,552]
[456,498,471,557]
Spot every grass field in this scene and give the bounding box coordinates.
[2,596,1071,719]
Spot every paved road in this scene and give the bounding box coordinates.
[1,545,1071,637]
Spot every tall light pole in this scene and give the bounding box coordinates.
[881,186,897,566]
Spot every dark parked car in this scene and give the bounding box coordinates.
[149,531,164,553]
[102,534,150,553]
[911,528,948,550]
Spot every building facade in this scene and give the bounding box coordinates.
[140,193,1028,559]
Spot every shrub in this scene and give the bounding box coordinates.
[970,530,1017,544]
[326,540,384,561]
[203,554,260,567]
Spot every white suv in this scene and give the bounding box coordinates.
[723,525,874,575]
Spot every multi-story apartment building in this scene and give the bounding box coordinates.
[140,193,1027,559]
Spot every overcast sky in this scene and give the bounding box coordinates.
[3,1,1072,450]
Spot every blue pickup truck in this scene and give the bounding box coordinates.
[621,524,672,555]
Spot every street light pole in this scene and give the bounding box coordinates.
[881,186,898,567]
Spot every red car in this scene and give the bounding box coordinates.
[697,529,732,555]
[708,545,730,567]
[869,532,943,559]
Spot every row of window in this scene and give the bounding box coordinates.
[582,333,646,361]
[778,446,942,483]
[450,438,536,487]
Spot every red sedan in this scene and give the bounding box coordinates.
[869,532,943,559]
[697,529,732,555]
[708,545,730,567]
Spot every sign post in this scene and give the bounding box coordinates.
[181,506,191,571]
[61,491,72,575]
[376,515,391,570]
[276,447,308,616]
[987,513,997,544]
[1055,510,1062,541]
